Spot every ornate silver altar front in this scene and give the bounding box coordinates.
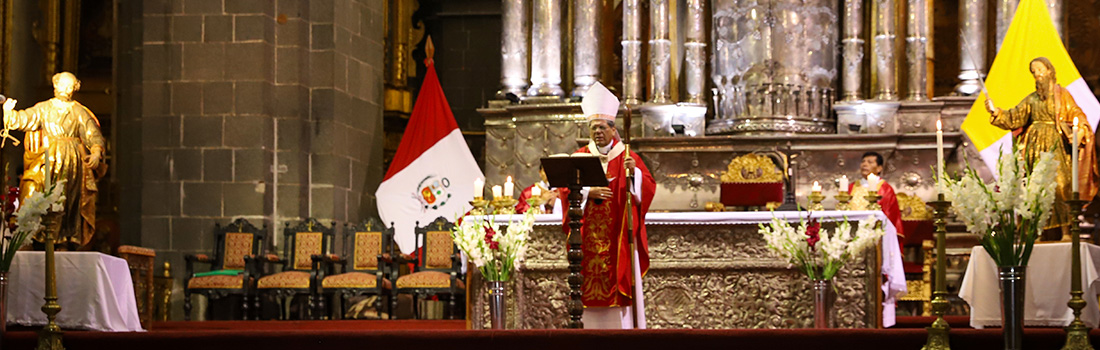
[709,0,838,134]
[468,221,876,329]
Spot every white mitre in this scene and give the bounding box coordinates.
[581,81,619,122]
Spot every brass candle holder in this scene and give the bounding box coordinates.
[469,197,490,216]
[1062,192,1093,350]
[526,197,543,215]
[807,191,825,211]
[864,191,882,211]
[492,197,518,215]
[835,191,852,210]
[37,211,64,350]
[922,194,951,350]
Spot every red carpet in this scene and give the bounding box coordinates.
[4,323,1100,350]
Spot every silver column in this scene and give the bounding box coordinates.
[873,0,897,100]
[499,0,529,98]
[1048,0,1064,42]
[649,0,672,104]
[622,0,643,105]
[571,0,599,98]
[994,0,1019,51]
[684,0,706,105]
[955,0,986,96]
[841,0,864,101]
[905,0,928,101]
[528,0,564,97]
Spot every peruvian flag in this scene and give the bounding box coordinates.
[376,57,482,254]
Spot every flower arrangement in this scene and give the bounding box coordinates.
[758,214,884,281]
[940,149,1057,267]
[1,180,65,273]
[453,210,534,282]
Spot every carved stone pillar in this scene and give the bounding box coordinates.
[571,0,599,98]
[994,0,1018,51]
[683,0,706,105]
[622,0,642,105]
[905,0,928,101]
[872,0,897,101]
[499,0,529,98]
[529,0,564,97]
[954,0,986,96]
[648,0,671,104]
[841,0,864,102]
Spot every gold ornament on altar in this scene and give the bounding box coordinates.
[897,193,933,221]
[721,153,784,183]
[2,72,107,250]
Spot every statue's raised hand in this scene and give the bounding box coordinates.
[3,98,15,111]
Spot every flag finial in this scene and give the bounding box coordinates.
[426,36,435,62]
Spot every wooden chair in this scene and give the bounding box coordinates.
[118,245,155,329]
[255,218,334,320]
[184,218,266,320]
[393,216,463,319]
[312,217,396,319]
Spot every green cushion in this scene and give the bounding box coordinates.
[193,269,243,278]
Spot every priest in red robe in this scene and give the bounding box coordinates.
[558,82,656,329]
[515,166,562,214]
[848,152,905,239]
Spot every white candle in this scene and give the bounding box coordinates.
[504,176,515,198]
[492,185,503,199]
[1073,116,1080,193]
[936,119,944,192]
[866,173,879,189]
[839,175,849,192]
[812,181,821,193]
[531,184,541,197]
[474,178,485,199]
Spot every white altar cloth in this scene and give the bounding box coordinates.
[959,243,1100,329]
[7,251,144,332]
[469,210,906,327]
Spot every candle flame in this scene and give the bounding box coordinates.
[936,119,942,131]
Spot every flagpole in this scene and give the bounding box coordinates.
[622,104,639,329]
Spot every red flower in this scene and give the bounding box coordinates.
[484,226,500,250]
[805,219,821,250]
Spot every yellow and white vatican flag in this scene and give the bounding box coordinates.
[961,0,1100,174]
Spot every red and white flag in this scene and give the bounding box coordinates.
[376,58,482,254]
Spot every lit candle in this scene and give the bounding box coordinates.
[531,184,541,197]
[504,176,515,198]
[839,175,849,192]
[474,178,485,199]
[936,119,944,192]
[492,185,503,199]
[866,173,879,189]
[1073,116,1080,193]
[812,181,821,193]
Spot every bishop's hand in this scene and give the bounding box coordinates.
[624,156,636,173]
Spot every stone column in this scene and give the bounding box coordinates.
[499,0,529,98]
[648,0,671,104]
[955,0,986,96]
[571,0,599,98]
[841,0,864,101]
[683,0,706,104]
[905,0,928,101]
[528,0,564,97]
[622,0,642,105]
[873,0,898,100]
[994,0,1018,51]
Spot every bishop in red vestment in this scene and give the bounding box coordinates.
[558,82,656,329]
[847,152,905,239]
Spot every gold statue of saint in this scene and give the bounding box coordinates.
[2,72,106,249]
[985,57,1100,230]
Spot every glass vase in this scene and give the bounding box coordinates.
[813,279,833,328]
[998,265,1026,350]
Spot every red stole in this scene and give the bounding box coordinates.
[558,141,656,307]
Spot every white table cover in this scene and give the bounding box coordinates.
[959,243,1100,329]
[469,210,906,327]
[7,251,144,332]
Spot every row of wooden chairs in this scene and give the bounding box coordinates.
[183,217,462,320]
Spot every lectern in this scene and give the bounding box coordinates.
[541,155,608,329]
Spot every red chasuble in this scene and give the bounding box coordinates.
[849,180,905,239]
[558,139,656,307]
[515,184,542,214]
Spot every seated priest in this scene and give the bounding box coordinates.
[558,81,656,329]
[516,165,563,214]
[849,151,905,239]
